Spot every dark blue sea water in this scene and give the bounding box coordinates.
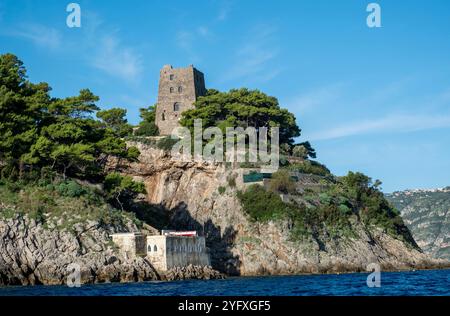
[0,269,449,296]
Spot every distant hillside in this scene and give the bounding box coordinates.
[386,187,450,260]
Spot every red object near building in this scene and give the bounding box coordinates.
[166,231,197,237]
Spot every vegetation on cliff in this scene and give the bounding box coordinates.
[0,177,141,232]
[134,105,159,137]
[0,53,144,201]
[238,170,418,248]
[179,88,301,146]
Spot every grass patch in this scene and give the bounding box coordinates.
[0,178,141,232]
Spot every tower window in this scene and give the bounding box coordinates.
[169,74,174,80]
[173,102,181,111]
[154,245,157,252]
[162,112,165,121]
[178,86,182,93]
[170,87,174,93]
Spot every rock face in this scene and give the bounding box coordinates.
[162,265,225,281]
[0,205,225,286]
[386,188,450,260]
[122,142,449,276]
[0,212,158,286]
[2,142,448,286]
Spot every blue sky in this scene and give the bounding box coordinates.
[1,0,450,192]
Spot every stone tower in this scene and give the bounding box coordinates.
[155,64,206,135]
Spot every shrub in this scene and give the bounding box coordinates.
[227,173,237,188]
[319,192,332,205]
[218,186,226,195]
[338,204,352,215]
[135,121,159,136]
[104,173,145,210]
[55,180,87,198]
[157,136,179,152]
[5,181,21,193]
[287,160,331,177]
[237,184,292,222]
[29,206,45,223]
[269,170,296,194]
[292,145,308,159]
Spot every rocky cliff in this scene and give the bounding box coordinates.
[0,208,223,286]
[0,175,224,286]
[1,141,448,286]
[386,188,450,260]
[0,208,158,286]
[121,141,448,275]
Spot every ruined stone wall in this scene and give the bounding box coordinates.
[111,233,146,259]
[155,65,206,135]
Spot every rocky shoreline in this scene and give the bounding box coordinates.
[0,212,447,287]
[0,213,223,286]
[161,265,225,281]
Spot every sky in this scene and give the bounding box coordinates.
[1,0,450,192]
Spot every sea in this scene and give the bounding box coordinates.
[0,269,449,296]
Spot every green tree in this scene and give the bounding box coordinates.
[44,88,100,122]
[0,53,139,181]
[179,88,301,145]
[49,143,95,179]
[292,145,308,159]
[96,108,133,138]
[280,143,291,155]
[104,172,145,210]
[268,169,296,194]
[135,105,159,136]
[292,141,316,159]
[0,54,50,168]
